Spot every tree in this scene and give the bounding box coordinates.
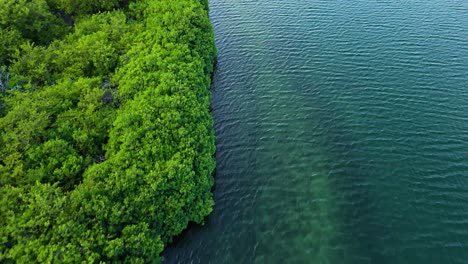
[0,0,216,262]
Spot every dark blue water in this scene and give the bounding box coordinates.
[164,1,468,263]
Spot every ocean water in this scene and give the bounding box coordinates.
[164,1,468,263]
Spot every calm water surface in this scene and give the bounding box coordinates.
[164,1,468,263]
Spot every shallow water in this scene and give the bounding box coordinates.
[164,1,468,263]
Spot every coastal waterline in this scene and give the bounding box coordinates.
[164,1,468,263]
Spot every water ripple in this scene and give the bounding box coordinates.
[164,0,468,263]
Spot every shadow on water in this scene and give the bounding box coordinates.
[162,17,264,262]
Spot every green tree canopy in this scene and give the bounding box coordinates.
[0,0,216,262]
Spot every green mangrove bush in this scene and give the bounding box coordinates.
[0,0,216,262]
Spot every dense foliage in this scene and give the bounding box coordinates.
[0,0,216,262]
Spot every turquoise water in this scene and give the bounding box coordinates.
[164,1,468,263]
